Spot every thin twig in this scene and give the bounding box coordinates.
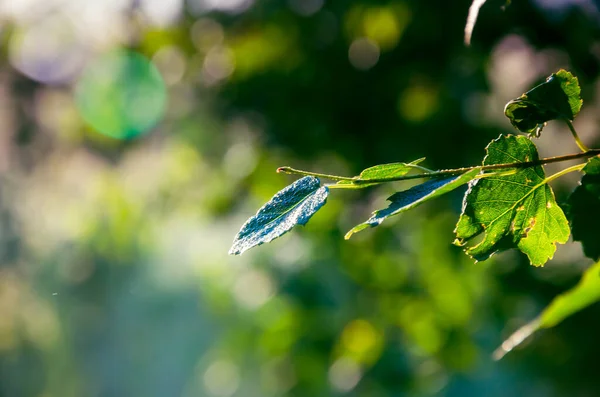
[352,149,599,184]
[278,149,600,185]
[276,167,355,182]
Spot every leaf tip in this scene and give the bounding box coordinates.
[344,229,358,240]
[492,317,541,361]
[228,240,246,255]
[345,223,370,240]
[464,0,487,46]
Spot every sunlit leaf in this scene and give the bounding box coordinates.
[336,158,426,189]
[345,168,480,239]
[357,158,426,180]
[494,260,600,360]
[504,69,582,136]
[454,135,570,266]
[229,176,328,255]
[567,156,600,261]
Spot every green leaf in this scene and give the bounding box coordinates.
[494,260,600,360]
[454,135,570,266]
[357,158,426,180]
[345,168,480,239]
[336,158,426,189]
[504,69,582,136]
[567,156,600,261]
[229,176,328,255]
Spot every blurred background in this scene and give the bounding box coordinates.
[0,0,599,396]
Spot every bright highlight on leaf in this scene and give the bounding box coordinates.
[464,0,487,46]
[229,176,328,255]
[345,168,480,239]
[567,156,600,261]
[504,69,582,136]
[465,0,511,46]
[454,135,570,266]
[494,260,600,360]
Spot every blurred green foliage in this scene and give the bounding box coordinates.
[0,1,599,397]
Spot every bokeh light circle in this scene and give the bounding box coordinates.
[74,50,167,140]
[348,38,380,70]
[9,17,87,84]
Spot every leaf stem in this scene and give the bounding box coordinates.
[544,162,586,183]
[475,168,518,179]
[278,149,600,185]
[326,183,364,190]
[565,119,589,152]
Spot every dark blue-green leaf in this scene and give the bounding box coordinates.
[567,156,600,261]
[229,176,328,255]
[345,168,480,239]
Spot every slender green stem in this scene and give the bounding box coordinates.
[326,183,364,189]
[278,149,600,185]
[544,162,586,183]
[475,169,518,179]
[565,119,589,152]
[276,167,355,182]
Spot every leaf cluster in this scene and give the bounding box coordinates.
[230,70,600,357]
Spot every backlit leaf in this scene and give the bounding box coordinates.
[454,135,570,266]
[567,156,600,261]
[229,176,328,255]
[504,69,582,136]
[357,158,426,180]
[345,168,480,239]
[336,158,426,189]
[494,260,600,360]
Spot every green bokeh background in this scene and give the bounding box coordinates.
[75,50,167,140]
[0,1,599,396]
